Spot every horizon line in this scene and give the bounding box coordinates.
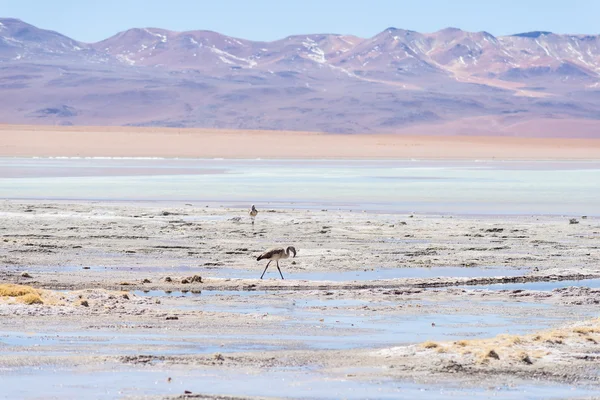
[1,17,598,45]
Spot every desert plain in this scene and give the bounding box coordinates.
[1,125,600,399]
[2,124,600,159]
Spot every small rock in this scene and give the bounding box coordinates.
[181,279,190,284]
[291,261,296,265]
[80,300,89,307]
[142,279,151,284]
[119,282,131,286]
[122,294,129,300]
[569,218,579,224]
[164,277,172,282]
[187,275,202,283]
[82,266,90,270]
[485,228,504,233]
[184,390,192,394]
[20,272,32,278]
[213,353,225,361]
[582,216,588,219]
[166,316,179,320]
[167,377,172,383]
[431,322,436,327]
[486,350,500,360]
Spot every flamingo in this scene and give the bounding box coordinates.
[257,246,297,279]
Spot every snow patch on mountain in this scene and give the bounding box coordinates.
[302,38,326,64]
[117,54,136,65]
[210,46,256,68]
[144,29,167,43]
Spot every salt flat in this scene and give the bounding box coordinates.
[1,154,599,398]
[1,198,600,399]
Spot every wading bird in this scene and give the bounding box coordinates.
[249,205,258,224]
[257,246,297,279]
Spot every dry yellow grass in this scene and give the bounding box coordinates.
[0,284,44,305]
[0,283,39,297]
[573,327,600,335]
[476,348,501,364]
[415,318,600,366]
[498,334,522,345]
[515,351,533,365]
[18,293,43,305]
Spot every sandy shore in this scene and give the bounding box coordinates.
[2,200,600,398]
[1,124,600,159]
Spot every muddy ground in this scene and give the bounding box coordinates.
[1,200,599,399]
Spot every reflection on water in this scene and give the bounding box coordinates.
[0,158,598,215]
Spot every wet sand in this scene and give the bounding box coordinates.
[2,124,600,159]
[1,200,600,398]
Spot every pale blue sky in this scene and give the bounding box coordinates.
[1,0,597,43]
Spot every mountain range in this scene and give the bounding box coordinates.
[1,18,600,137]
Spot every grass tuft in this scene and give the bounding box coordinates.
[516,351,533,365]
[573,327,599,335]
[480,349,500,361]
[422,341,439,349]
[0,284,39,297]
[18,293,43,305]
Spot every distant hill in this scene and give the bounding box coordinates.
[1,18,599,136]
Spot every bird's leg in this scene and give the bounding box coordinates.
[276,260,285,280]
[260,261,271,279]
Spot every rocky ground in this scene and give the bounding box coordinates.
[1,200,599,399]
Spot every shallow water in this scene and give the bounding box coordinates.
[462,278,600,291]
[229,266,527,281]
[131,289,261,297]
[1,292,587,355]
[18,265,527,281]
[1,158,599,215]
[125,290,590,350]
[0,330,280,356]
[1,365,598,400]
